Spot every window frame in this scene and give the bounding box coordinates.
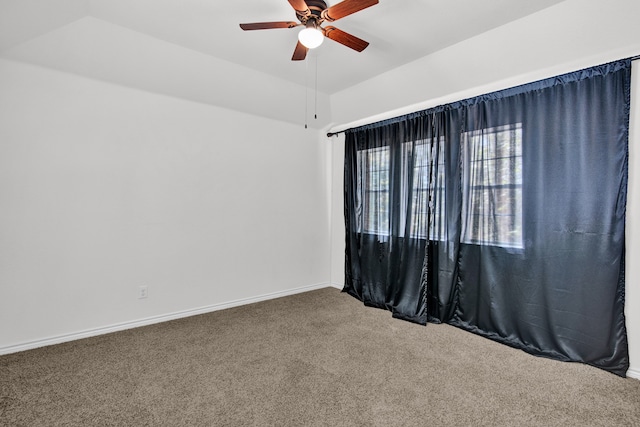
[460,123,524,249]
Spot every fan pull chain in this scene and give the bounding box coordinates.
[303,52,319,129]
[305,56,309,129]
[314,54,318,120]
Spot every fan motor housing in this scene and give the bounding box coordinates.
[298,0,328,22]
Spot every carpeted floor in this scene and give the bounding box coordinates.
[1,287,639,426]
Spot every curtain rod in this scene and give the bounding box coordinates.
[327,55,640,139]
[326,129,348,137]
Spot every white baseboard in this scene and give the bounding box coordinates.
[627,367,640,380]
[329,282,344,290]
[0,283,331,356]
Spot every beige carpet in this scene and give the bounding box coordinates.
[1,287,639,426]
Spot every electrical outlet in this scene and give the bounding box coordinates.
[138,285,148,299]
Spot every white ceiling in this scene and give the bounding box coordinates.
[0,0,566,110]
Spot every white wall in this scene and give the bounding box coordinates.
[328,135,345,288]
[627,62,640,379]
[0,58,330,352]
[328,0,640,377]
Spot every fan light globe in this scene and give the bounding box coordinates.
[298,27,324,49]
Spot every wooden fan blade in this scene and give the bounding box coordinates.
[322,0,378,22]
[288,0,311,18]
[292,40,309,61]
[324,26,369,52]
[240,21,299,30]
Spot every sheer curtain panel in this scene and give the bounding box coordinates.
[343,59,631,376]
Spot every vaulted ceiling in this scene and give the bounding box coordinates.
[0,0,567,126]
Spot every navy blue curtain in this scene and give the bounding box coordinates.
[343,59,631,376]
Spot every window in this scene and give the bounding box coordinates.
[409,138,446,240]
[461,124,523,248]
[357,146,390,236]
[356,140,445,240]
[355,124,523,249]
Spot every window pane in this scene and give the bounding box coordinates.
[357,147,390,235]
[462,124,523,248]
[409,138,446,240]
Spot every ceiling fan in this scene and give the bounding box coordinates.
[240,0,378,61]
